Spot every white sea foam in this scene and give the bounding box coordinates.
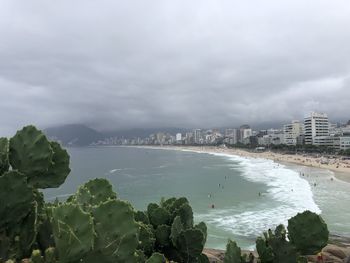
[195,151,321,237]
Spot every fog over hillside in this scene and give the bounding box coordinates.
[1,0,350,135]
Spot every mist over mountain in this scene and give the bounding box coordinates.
[44,124,103,146]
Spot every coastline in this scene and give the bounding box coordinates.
[126,145,350,184]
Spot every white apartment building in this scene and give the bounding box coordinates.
[304,112,329,145]
[176,133,182,142]
[193,129,203,144]
[340,137,350,150]
[283,120,304,145]
[313,136,340,148]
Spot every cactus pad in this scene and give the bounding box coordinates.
[0,137,9,175]
[223,239,241,263]
[83,178,117,206]
[51,203,94,263]
[92,199,138,261]
[138,223,155,256]
[146,252,166,263]
[43,141,70,188]
[149,207,171,227]
[287,210,329,254]
[176,229,205,262]
[155,225,171,247]
[170,216,184,246]
[0,171,35,228]
[9,126,53,187]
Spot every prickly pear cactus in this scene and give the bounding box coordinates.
[256,237,274,263]
[67,185,93,212]
[224,239,241,263]
[173,203,193,229]
[0,137,9,175]
[138,223,155,256]
[51,203,94,263]
[30,249,44,263]
[170,216,184,246]
[83,178,116,205]
[155,225,171,248]
[9,126,53,187]
[0,171,35,228]
[287,210,329,254]
[134,210,150,225]
[44,247,56,263]
[195,222,207,245]
[176,229,205,262]
[145,252,166,263]
[68,178,117,210]
[44,141,70,188]
[198,253,210,263]
[92,199,138,262]
[256,225,297,263]
[149,207,171,227]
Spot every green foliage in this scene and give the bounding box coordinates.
[155,225,171,247]
[288,210,329,255]
[0,137,9,175]
[146,252,166,263]
[51,203,94,263]
[170,216,184,246]
[9,126,53,188]
[6,125,70,189]
[44,247,56,263]
[30,249,44,263]
[83,178,117,205]
[134,210,150,225]
[256,237,274,263]
[0,171,35,229]
[198,253,210,263]
[174,203,194,229]
[138,223,155,256]
[149,207,171,227]
[92,199,138,262]
[256,225,297,263]
[195,222,207,245]
[44,141,70,188]
[176,229,206,262]
[224,239,242,263]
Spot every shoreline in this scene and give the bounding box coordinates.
[123,145,350,184]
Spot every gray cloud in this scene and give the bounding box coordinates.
[1,0,350,135]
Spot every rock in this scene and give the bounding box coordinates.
[344,256,350,263]
[323,244,348,259]
[322,251,343,263]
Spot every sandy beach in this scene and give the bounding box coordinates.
[135,145,350,183]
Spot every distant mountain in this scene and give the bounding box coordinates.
[44,124,103,146]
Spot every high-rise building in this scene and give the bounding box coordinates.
[304,112,329,145]
[225,128,238,144]
[176,133,182,142]
[193,129,202,144]
[238,125,252,143]
[283,120,304,145]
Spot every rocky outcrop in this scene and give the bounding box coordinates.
[203,243,350,263]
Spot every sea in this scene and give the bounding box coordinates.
[43,146,350,249]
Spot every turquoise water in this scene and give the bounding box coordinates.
[43,146,350,249]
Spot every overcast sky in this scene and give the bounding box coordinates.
[1,0,350,135]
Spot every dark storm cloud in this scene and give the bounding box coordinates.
[1,0,350,135]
